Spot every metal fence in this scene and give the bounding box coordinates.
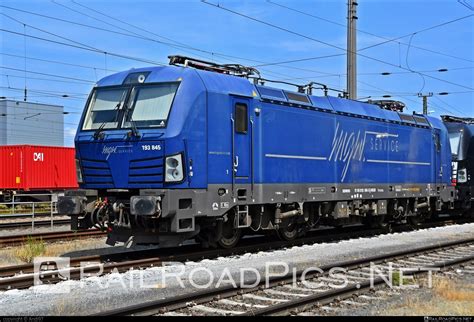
[0,193,63,231]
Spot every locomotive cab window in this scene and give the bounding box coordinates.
[448,131,461,156]
[123,83,179,128]
[235,103,248,134]
[83,87,127,130]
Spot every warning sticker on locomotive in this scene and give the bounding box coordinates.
[308,187,326,194]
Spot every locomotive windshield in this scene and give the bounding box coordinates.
[123,83,178,128]
[448,131,461,156]
[82,83,178,130]
[83,87,127,130]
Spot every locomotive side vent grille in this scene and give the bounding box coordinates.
[81,159,114,188]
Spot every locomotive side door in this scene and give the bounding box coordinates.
[434,129,442,184]
[231,97,252,187]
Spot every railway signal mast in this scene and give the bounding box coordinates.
[347,0,358,100]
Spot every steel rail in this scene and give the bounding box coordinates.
[0,229,105,247]
[0,219,71,229]
[96,237,474,316]
[0,225,375,289]
[0,213,65,220]
[0,217,471,291]
[246,254,474,316]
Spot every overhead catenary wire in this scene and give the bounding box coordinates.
[0,98,84,113]
[433,95,468,116]
[359,79,469,117]
[1,29,465,115]
[1,52,119,72]
[1,117,80,131]
[0,4,254,65]
[317,66,474,78]
[1,66,96,83]
[246,8,474,71]
[358,79,422,115]
[1,3,338,78]
[0,110,81,126]
[0,120,76,134]
[0,29,167,67]
[1,86,89,97]
[2,13,100,52]
[4,1,472,85]
[201,0,474,92]
[70,1,328,72]
[427,102,456,115]
[1,73,97,85]
[51,0,223,64]
[68,1,342,78]
[267,0,474,64]
[1,85,89,98]
[0,6,344,89]
[1,3,470,117]
[405,33,426,93]
[54,1,440,95]
[0,3,388,90]
[1,86,89,101]
[0,99,82,116]
[278,67,474,84]
[0,100,82,114]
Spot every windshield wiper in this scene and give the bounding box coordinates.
[126,105,140,138]
[93,91,126,140]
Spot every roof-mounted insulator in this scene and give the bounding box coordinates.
[367,99,406,112]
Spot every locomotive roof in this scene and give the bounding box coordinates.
[95,65,443,130]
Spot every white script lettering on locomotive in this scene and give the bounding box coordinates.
[329,123,400,182]
[369,137,399,152]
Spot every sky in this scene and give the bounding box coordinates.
[1,0,473,147]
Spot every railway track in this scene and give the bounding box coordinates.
[0,229,106,247]
[0,213,65,220]
[99,238,474,316]
[0,217,471,292]
[0,219,71,229]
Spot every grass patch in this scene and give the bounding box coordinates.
[433,277,474,301]
[0,237,107,267]
[381,275,474,316]
[391,271,415,286]
[14,236,46,263]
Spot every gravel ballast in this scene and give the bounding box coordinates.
[0,222,472,315]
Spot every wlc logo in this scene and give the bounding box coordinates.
[33,152,44,162]
[102,145,133,160]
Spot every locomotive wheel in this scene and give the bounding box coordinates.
[276,220,298,241]
[217,211,242,248]
[94,215,107,231]
[463,209,474,218]
[407,214,423,226]
[368,215,388,229]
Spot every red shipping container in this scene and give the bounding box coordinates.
[0,145,78,191]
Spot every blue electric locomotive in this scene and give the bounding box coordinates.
[58,56,455,248]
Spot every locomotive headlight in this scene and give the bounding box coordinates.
[458,168,467,183]
[165,154,184,182]
[75,159,83,183]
